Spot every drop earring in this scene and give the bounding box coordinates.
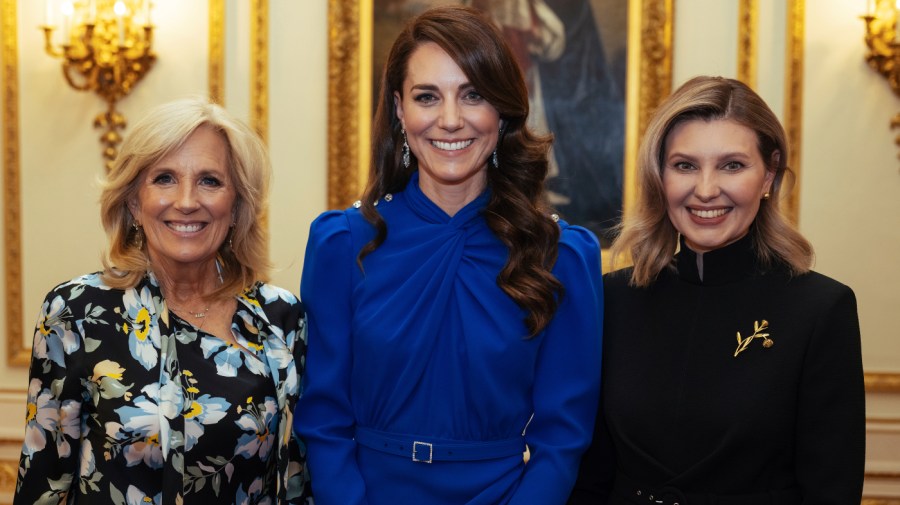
[402,129,411,168]
[491,149,498,168]
[132,222,144,249]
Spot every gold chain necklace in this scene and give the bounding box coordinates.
[166,300,212,319]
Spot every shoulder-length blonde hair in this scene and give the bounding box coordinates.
[99,97,271,297]
[612,75,813,286]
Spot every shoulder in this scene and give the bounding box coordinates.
[252,282,301,307]
[557,222,601,261]
[782,269,857,309]
[247,282,305,329]
[47,271,122,299]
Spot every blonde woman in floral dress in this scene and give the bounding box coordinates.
[15,98,310,504]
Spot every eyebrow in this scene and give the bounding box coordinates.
[408,82,474,93]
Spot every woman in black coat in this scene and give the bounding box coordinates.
[569,76,865,505]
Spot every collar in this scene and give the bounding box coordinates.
[675,232,760,286]
[404,170,490,227]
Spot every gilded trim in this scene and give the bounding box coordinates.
[0,458,15,498]
[2,0,28,367]
[208,0,225,104]
[737,0,757,88]
[327,0,362,210]
[327,0,673,213]
[783,0,804,225]
[250,0,268,144]
[866,372,900,392]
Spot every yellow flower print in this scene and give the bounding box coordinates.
[38,318,51,336]
[26,402,36,423]
[185,401,204,419]
[92,360,125,382]
[240,293,261,307]
[134,307,152,342]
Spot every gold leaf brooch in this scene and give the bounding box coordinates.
[733,320,773,357]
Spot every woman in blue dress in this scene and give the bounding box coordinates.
[295,5,603,505]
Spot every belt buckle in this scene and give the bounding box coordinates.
[412,441,433,463]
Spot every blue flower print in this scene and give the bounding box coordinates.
[22,379,58,458]
[235,476,272,505]
[200,333,266,377]
[33,295,78,368]
[257,284,295,306]
[119,287,160,370]
[234,396,277,460]
[125,484,161,505]
[184,393,232,451]
[110,393,163,468]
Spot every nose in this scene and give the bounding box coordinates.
[438,101,463,131]
[173,183,200,213]
[694,169,721,201]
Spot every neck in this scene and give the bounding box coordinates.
[152,257,221,304]
[417,172,487,217]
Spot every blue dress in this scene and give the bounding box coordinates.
[295,172,603,505]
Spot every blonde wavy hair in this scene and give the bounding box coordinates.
[99,97,271,297]
[611,76,813,286]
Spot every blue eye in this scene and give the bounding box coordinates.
[672,161,695,171]
[200,176,223,187]
[152,173,174,184]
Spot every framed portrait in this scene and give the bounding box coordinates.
[326,0,674,261]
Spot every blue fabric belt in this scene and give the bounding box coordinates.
[354,426,525,464]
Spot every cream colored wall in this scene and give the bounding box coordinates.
[1,0,898,500]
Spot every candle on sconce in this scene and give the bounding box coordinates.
[145,0,152,26]
[60,1,74,43]
[44,0,53,26]
[114,1,126,46]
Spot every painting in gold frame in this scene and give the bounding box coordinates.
[327,0,674,270]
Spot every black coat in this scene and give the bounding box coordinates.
[569,234,865,505]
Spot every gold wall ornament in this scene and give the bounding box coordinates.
[40,0,155,170]
[862,0,900,159]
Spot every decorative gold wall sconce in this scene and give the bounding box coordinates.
[40,0,155,170]
[861,0,900,157]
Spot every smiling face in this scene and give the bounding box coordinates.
[129,124,236,273]
[662,118,775,254]
[395,41,501,211]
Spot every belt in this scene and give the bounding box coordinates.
[354,426,525,464]
[613,471,801,505]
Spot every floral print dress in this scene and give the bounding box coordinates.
[15,271,311,504]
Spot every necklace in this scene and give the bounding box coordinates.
[167,301,212,319]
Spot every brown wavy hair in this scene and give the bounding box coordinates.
[99,97,272,298]
[361,5,561,336]
[612,76,813,286]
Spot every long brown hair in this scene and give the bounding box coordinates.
[612,76,813,286]
[361,5,561,336]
